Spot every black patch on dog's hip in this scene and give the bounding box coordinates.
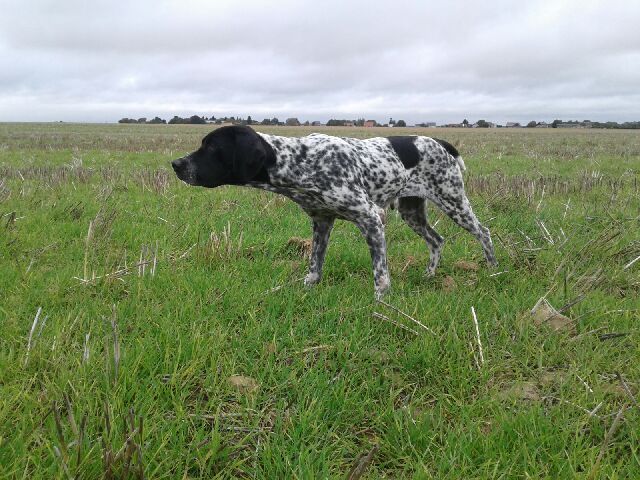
[432,138,460,158]
[387,136,419,169]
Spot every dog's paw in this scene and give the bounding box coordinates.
[303,272,321,287]
[374,276,391,300]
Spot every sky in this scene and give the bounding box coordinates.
[1,0,639,124]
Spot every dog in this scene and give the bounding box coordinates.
[171,126,496,298]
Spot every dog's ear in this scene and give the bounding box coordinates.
[232,127,269,183]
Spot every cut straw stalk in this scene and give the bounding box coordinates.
[83,220,94,281]
[623,254,640,270]
[471,306,485,367]
[24,307,42,367]
[372,312,418,335]
[377,300,436,335]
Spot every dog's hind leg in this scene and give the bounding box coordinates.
[397,196,444,275]
[397,196,445,275]
[428,193,497,267]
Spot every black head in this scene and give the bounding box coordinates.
[171,126,275,187]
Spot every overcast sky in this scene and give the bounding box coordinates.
[1,0,639,124]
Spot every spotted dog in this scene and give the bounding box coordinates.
[171,125,496,298]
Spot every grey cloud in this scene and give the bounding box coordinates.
[0,0,639,123]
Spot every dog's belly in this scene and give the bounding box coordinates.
[249,183,376,218]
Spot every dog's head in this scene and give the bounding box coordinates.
[171,126,274,187]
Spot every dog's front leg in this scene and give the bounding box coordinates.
[304,216,335,286]
[354,210,390,299]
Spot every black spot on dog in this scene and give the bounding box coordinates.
[294,144,308,164]
[388,136,420,169]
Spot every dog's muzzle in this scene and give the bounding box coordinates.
[171,157,193,184]
[171,157,186,175]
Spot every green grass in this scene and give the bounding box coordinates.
[1,123,639,478]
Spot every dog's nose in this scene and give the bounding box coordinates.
[171,159,184,172]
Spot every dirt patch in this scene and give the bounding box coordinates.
[442,275,457,292]
[453,260,480,272]
[497,381,541,402]
[227,375,259,393]
[285,237,312,258]
[528,297,575,333]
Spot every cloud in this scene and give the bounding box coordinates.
[1,0,639,122]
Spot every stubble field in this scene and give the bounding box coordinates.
[0,123,639,478]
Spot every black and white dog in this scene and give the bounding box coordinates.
[171,126,496,298]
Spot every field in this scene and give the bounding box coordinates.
[1,123,639,478]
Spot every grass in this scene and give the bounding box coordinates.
[1,123,639,478]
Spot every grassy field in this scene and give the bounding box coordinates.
[1,123,639,478]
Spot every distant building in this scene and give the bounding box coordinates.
[505,122,521,128]
[285,118,300,126]
[311,121,323,126]
[536,122,550,128]
[344,121,355,127]
[363,120,376,127]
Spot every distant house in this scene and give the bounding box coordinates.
[285,118,300,126]
[311,121,323,126]
[363,120,376,127]
[344,121,355,127]
[505,122,521,128]
[536,122,550,128]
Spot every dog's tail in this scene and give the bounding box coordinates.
[434,138,466,172]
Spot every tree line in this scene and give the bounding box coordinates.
[118,115,640,129]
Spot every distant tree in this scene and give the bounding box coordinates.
[271,117,280,125]
[246,115,253,125]
[189,115,206,124]
[476,119,489,128]
[551,119,562,128]
[394,120,407,127]
[526,121,537,128]
[462,119,469,127]
[118,118,137,123]
[137,117,147,124]
[148,116,166,124]
[261,118,271,125]
[304,120,310,126]
[389,118,395,126]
